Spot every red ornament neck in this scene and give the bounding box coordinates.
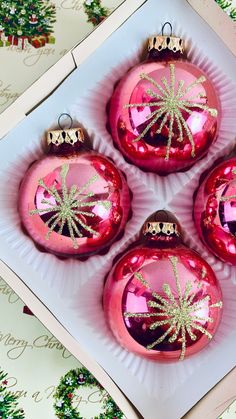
[147,48,185,62]
[48,142,84,156]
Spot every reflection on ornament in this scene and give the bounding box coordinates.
[109,24,220,174]
[125,64,218,160]
[124,256,222,360]
[30,164,112,249]
[220,194,236,202]
[220,181,236,202]
[194,157,236,264]
[104,210,223,360]
[19,117,131,257]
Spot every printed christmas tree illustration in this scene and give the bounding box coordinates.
[0,369,25,419]
[83,0,109,26]
[0,0,56,48]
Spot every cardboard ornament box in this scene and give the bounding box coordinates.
[0,1,236,418]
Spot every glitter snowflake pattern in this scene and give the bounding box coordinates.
[124,256,222,360]
[30,164,112,249]
[125,63,218,160]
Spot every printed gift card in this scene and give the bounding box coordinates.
[218,400,236,419]
[0,0,124,114]
[0,277,125,418]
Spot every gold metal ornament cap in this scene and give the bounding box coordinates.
[148,22,184,54]
[47,113,84,147]
[143,220,180,237]
[47,127,84,147]
[140,209,183,246]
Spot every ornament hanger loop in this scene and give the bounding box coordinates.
[148,22,184,54]
[58,113,73,130]
[161,22,173,36]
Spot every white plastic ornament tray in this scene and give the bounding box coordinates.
[0,1,236,418]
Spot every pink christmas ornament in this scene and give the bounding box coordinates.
[108,23,220,175]
[103,210,223,361]
[18,116,131,258]
[194,156,236,265]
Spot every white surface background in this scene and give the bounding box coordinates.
[0,0,236,418]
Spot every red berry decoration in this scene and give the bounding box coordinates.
[108,23,220,175]
[18,115,131,258]
[194,157,236,265]
[103,210,223,361]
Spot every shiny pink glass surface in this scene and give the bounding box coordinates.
[18,152,131,257]
[109,59,220,174]
[194,157,236,265]
[104,246,222,361]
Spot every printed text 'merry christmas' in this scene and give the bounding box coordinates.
[0,332,71,359]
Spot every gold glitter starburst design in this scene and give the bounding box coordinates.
[125,63,218,160]
[30,164,112,249]
[219,169,236,202]
[220,194,236,202]
[124,256,222,360]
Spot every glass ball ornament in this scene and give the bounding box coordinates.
[108,23,221,175]
[18,118,131,258]
[194,156,236,265]
[103,210,223,361]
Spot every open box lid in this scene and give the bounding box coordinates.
[0,0,235,140]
